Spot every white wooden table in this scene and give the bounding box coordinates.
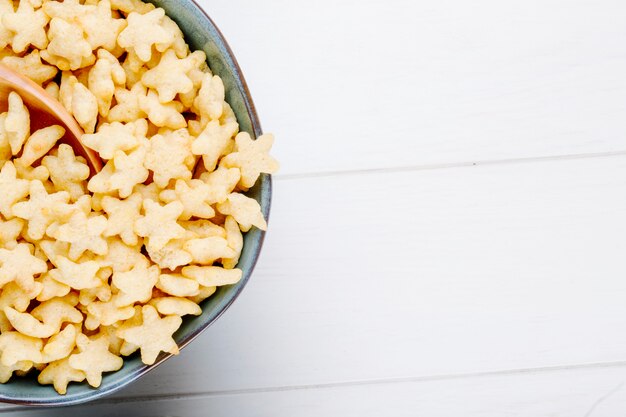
[4,0,626,415]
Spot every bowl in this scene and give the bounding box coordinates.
[0,0,271,406]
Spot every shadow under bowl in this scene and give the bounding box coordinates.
[0,0,271,406]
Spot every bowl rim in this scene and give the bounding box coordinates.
[0,0,272,407]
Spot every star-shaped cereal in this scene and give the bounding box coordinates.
[0,331,43,366]
[108,83,147,123]
[70,82,98,133]
[36,239,70,266]
[0,243,47,291]
[146,236,193,271]
[0,162,29,218]
[13,162,50,187]
[87,52,127,117]
[110,0,154,14]
[38,358,85,395]
[222,216,243,269]
[135,200,185,251]
[191,120,238,171]
[0,281,40,331]
[139,89,186,129]
[85,299,134,329]
[45,17,94,71]
[4,306,57,338]
[194,74,225,121]
[41,144,90,202]
[156,273,199,297]
[216,193,267,232]
[2,0,49,53]
[182,266,243,287]
[116,305,182,365]
[0,0,13,50]
[117,9,173,62]
[179,219,226,238]
[183,236,236,265]
[109,147,149,198]
[13,181,74,240]
[179,67,206,110]
[41,324,77,363]
[77,0,126,51]
[47,211,108,259]
[150,297,201,317]
[162,15,189,58]
[0,218,23,249]
[83,120,145,160]
[101,193,142,246]
[31,298,83,333]
[1,50,58,85]
[48,256,101,290]
[221,133,279,189]
[198,166,241,205]
[145,129,194,188]
[16,125,65,167]
[69,334,123,388]
[42,0,92,21]
[160,179,215,220]
[97,238,145,273]
[0,360,33,384]
[36,273,71,302]
[112,256,159,306]
[142,50,206,103]
[87,159,115,195]
[5,91,30,155]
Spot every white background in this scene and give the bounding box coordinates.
[5,0,626,415]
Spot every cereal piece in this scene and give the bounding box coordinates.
[191,120,238,171]
[112,256,159,306]
[47,211,108,259]
[146,236,193,271]
[139,89,186,129]
[97,238,144,273]
[108,83,147,122]
[45,81,60,100]
[87,159,115,194]
[150,297,201,316]
[70,82,98,133]
[88,56,119,117]
[38,357,85,394]
[156,273,199,297]
[41,324,76,363]
[0,243,47,291]
[179,219,225,239]
[1,50,57,85]
[36,273,71,302]
[0,360,33,384]
[78,281,112,306]
[42,0,92,21]
[141,50,205,103]
[0,332,42,369]
[98,325,123,356]
[222,216,243,269]
[82,120,145,160]
[41,144,90,202]
[2,0,49,53]
[198,166,241,205]
[45,17,93,71]
[161,15,189,58]
[0,218,23,248]
[5,91,30,155]
[133,182,160,202]
[144,129,194,187]
[4,307,57,338]
[0,0,13,50]
[221,133,279,189]
[101,193,142,246]
[77,0,126,51]
[109,147,149,198]
[216,193,267,232]
[160,179,215,220]
[13,159,50,182]
[110,0,154,14]
[37,240,70,266]
[31,299,83,332]
[117,9,173,62]
[188,285,216,304]
[85,299,134,329]
[193,74,224,121]
[69,334,123,388]
[183,236,235,265]
[182,266,242,287]
[16,125,65,167]
[116,305,181,365]
[48,256,101,290]
[0,282,38,331]
[0,162,28,218]
[135,200,185,251]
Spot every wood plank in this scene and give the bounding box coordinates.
[5,364,626,416]
[203,0,626,175]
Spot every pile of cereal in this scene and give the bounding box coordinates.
[0,0,278,394]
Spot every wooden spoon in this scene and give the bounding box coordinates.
[0,64,102,174]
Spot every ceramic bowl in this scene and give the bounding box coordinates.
[0,0,271,406]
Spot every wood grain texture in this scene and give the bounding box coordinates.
[206,0,626,176]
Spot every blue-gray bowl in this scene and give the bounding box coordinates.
[0,0,271,406]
